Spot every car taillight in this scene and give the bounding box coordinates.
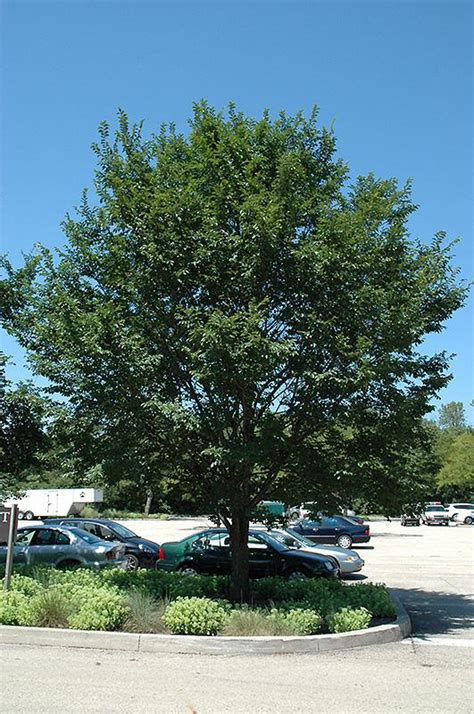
[159,547,165,560]
[364,528,369,536]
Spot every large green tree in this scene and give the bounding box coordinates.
[0,104,467,598]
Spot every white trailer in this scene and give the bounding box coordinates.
[4,488,104,520]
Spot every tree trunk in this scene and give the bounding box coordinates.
[144,489,153,517]
[229,510,250,603]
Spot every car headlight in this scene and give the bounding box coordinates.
[344,556,356,562]
[138,544,154,554]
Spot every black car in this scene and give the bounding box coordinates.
[45,518,160,570]
[291,516,370,549]
[158,528,341,579]
[401,513,421,526]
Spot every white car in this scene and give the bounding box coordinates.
[446,503,474,525]
[422,504,450,526]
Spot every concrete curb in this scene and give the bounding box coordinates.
[0,592,411,656]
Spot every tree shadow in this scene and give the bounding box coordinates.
[393,586,474,636]
[371,533,424,538]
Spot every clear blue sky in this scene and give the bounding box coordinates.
[1,0,473,422]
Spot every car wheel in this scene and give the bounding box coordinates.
[24,511,34,520]
[18,511,25,520]
[464,516,473,525]
[336,534,353,549]
[57,559,81,570]
[124,554,140,571]
[286,568,309,580]
[178,564,199,576]
[450,513,458,521]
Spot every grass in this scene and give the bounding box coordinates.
[222,609,294,636]
[122,591,169,633]
[30,589,74,628]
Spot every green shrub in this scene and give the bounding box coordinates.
[0,591,35,626]
[69,589,127,631]
[328,607,372,633]
[163,596,229,635]
[122,591,169,634]
[99,569,229,601]
[10,574,44,597]
[29,588,73,628]
[342,583,396,618]
[281,608,322,635]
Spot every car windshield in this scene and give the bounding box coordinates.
[271,529,316,549]
[108,523,138,538]
[252,531,286,553]
[426,506,446,512]
[270,531,302,548]
[69,528,103,544]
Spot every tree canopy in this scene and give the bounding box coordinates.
[0,103,467,598]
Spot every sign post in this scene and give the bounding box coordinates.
[1,503,18,591]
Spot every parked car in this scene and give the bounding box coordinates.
[401,513,421,526]
[157,528,341,579]
[422,505,450,526]
[290,516,370,549]
[446,503,474,525]
[287,504,364,525]
[286,502,317,522]
[268,528,365,576]
[421,504,449,526]
[46,518,160,570]
[0,524,126,568]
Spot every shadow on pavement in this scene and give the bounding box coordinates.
[393,586,474,636]
[343,573,368,581]
[372,533,424,538]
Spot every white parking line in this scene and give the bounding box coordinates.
[403,636,474,648]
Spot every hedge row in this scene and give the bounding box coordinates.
[0,567,396,635]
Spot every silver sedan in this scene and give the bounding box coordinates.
[0,524,126,568]
[269,528,365,575]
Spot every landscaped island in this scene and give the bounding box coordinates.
[0,567,396,636]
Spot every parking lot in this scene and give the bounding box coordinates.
[2,517,473,713]
[117,516,474,642]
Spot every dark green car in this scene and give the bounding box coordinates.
[157,528,340,579]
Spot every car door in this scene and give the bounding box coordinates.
[27,528,56,563]
[189,533,228,574]
[296,519,324,542]
[27,528,68,564]
[319,517,343,543]
[247,535,278,577]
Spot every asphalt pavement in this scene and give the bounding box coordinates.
[1,519,473,713]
